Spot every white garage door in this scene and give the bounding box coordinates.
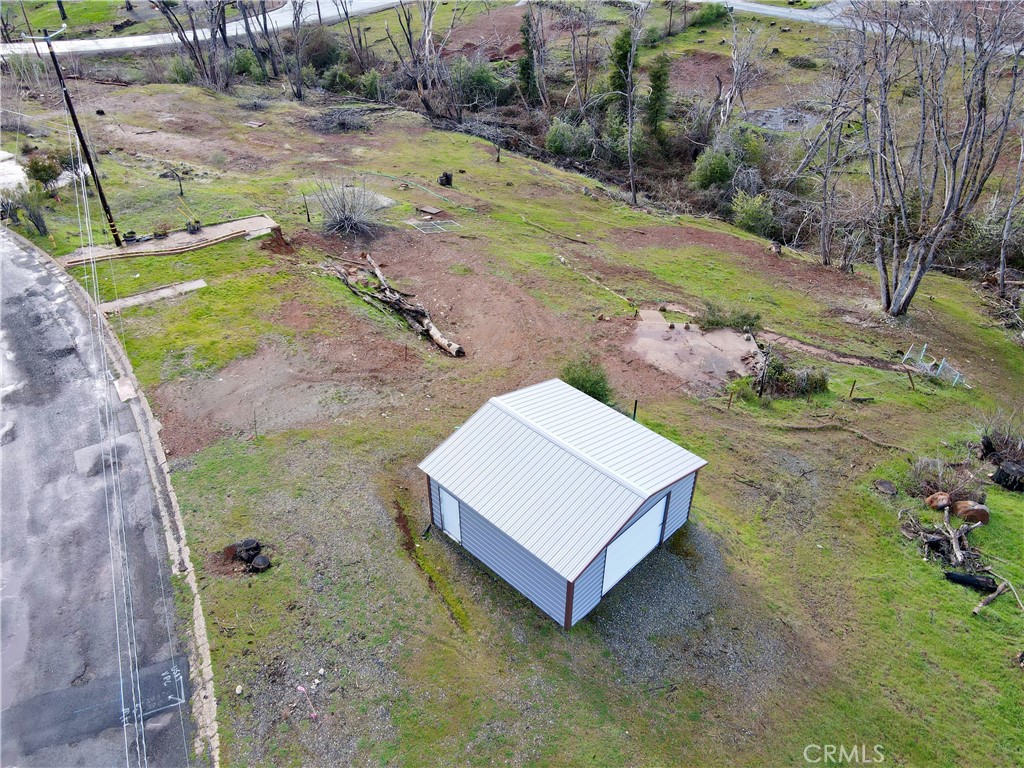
[440,487,461,542]
[602,496,666,595]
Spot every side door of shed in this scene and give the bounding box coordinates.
[439,487,461,542]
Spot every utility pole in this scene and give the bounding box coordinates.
[38,27,122,246]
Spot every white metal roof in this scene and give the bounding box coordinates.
[418,379,707,580]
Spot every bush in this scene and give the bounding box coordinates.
[562,356,613,405]
[322,64,356,93]
[450,56,507,110]
[26,153,62,190]
[545,118,595,159]
[691,2,728,26]
[690,148,737,189]
[231,48,259,77]
[168,56,196,84]
[731,190,776,238]
[760,356,830,398]
[315,178,384,237]
[301,26,340,73]
[695,300,761,331]
[18,183,50,236]
[359,69,384,101]
[788,56,818,70]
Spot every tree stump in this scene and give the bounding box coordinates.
[993,461,1024,492]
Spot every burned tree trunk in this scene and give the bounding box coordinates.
[993,461,1024,492]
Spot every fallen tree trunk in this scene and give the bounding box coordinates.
[973,582,1009,615]
[944,571,998,592]
[325,256,465,357]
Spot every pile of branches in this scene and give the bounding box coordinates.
[324,254,464,357]
[976,409,1024,465]
[905,457,986,504]
[307,107,374,134]
[899,509,985,573]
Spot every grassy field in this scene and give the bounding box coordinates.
[4,62,1023,768]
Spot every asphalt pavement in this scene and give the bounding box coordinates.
[0,0,401,57]
[0,228,194,767]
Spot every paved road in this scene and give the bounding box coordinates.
[0,228,193,767]
[0,0,399,57]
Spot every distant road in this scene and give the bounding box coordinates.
[0,0,399,57]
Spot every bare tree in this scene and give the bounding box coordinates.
[719,18,764,127]
[156,0,231,91]
[332,0,370,74]
[616,2,649,206]
[845,0,1024,316]
[289,0,306,99]
[385,1,465,114]
[998,129,1024,299]
[565,0,599,114]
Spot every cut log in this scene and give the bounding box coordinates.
[874,479,898,496]
[972,582,1009,615]
[993,461,1024,492]
[950,500,990,525]
[926,491,951,510]
[944,571,998,592]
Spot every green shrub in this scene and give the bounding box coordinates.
[788,55,818,70]
[695,300,761,331]
[562,356,613,404]
[690,149,736,188]
[230,47,259,76]
[761,357,830,397]
[731,190,776,238]
[301,26,340,73]
[545,118,595,159]
[322,64,356,93]
[450,56,506,109]
[26,153,62,189]
[691,2,728,26]
[359,69,384,101]
[169,56,196,84]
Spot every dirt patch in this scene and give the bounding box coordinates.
[153,340,410,456]
[445,5,533,61]
[630,309,760,395]
[670,51,733,96]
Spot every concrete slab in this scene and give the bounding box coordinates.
[99,279,207,314]
[114,377,138,402]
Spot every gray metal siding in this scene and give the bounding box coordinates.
[418,378,708,581]
[428,478,442,528]
[458,499,567,624]
[570,550,606,625]
[662,473,696,541]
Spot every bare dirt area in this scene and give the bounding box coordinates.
[669,51,734,96]
[630,309,760,395]
[445,4,528,61]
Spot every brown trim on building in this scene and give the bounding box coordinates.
[687,469,701,522]
[425,474,435,528]
[564,580,575,629]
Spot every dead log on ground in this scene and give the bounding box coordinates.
[324,256,465,357]
[944,571,998,592]
[899,512,985,571]
[973,582,1009,615]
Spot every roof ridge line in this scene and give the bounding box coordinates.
[488,396,650,499]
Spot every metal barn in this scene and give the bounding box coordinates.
[418,379,707,628]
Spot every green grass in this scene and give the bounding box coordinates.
[11,82,1021,767]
